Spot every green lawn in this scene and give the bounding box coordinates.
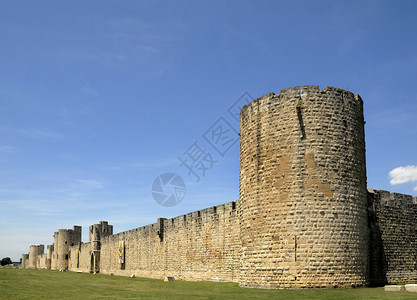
[1,268,416,300]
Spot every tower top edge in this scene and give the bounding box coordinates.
[241,85,362,115]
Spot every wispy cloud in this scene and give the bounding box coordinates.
[70,179,104,190]
[0,199,62,216]
[366,102,417,132]
[389,165,417,191]
[0,126,64,140]
[46,16,182,76]
[81,86,98,96]
[0,145,17,164]
[103,158,179,171]
[0,145,17,154]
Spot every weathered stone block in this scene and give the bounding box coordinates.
[164,277,175,282]
[384,285,405,292]
[405,284,417,293]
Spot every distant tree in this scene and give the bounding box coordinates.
[1,257,12,266]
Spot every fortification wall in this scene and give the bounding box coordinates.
[368,189,417,284]
[239,86,368,288]
[68,242,92,273]
[70,202,239,282]
[37,253,48,269]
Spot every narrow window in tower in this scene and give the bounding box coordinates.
[296,106,306,140]
[294,235,297,262]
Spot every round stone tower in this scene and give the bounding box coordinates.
[28,245,38,269]
[21,254,29,268]
[239,86,368,288]
[55,229,71,270]
[52,226,81,270]
[28,245,44,269]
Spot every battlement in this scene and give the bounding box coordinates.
[57,225,81,233]
[101,201,238,242]
[241,85,362,117]
[280,85,357,97]
[89,221,113,244]
[369,188,417,207]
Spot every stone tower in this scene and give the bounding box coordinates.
[239,86,368,288]
[52,226,81,270]
[46,245,54,269]
[21,254,29,269]
[28,245,44,269]
[89,221,113,273]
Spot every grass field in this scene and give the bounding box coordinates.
[1,268,416,299]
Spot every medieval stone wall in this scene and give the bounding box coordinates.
[19,86,417,289]
[368,189,417,285]
[69,201,239,282]
[68,242,92,273]
[37,253,48,269]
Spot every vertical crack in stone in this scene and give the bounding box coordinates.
[296,104,306,140]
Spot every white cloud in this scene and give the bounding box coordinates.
[389,165,417,191]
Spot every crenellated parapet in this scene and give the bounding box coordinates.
[368,188,417,208]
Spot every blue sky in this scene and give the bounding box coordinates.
[1,0,416,261]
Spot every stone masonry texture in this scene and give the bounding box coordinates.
[368,189,417,285]
[21,86,417,288]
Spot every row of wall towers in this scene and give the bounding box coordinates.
[22,222,112,272]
